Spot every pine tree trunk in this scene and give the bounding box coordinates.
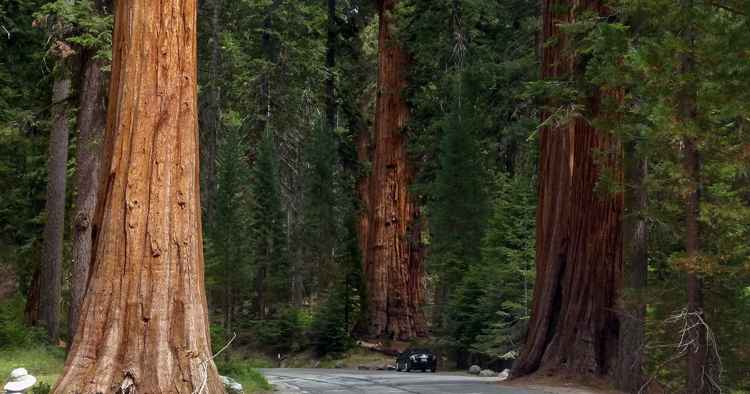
[616,141,648,392]
[325,0,337,133]
[199,0,221,224]
[69,48,107,343]
[678,3,710,390]
[512,0,623,377]
[683,137,708,394]
[53,1,223,392]
[256,1,281,135]
[358,0,426,340]
[40,65,71,343]
[24,268,41,325]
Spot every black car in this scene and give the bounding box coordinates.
[395,348,437,372]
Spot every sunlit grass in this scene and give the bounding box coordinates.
[0,346,65,387]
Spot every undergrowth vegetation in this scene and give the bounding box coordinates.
[0,298,64,390]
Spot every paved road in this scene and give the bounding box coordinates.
[260,368,548,394]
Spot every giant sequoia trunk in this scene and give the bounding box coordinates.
[357,0,426,340]
[512,0,623,377]
[69,47,107,342]
[53,1,223,392]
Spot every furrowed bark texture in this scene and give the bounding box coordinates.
[69,48,107,342]
[357,0,426,340]
[512,0,623,377]
[53,1,223,392]
[40,67,71,343]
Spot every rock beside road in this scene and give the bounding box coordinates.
[220,375,244,394]
[480,369,497,377]
[468,365,481,375]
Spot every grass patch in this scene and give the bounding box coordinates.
[216,357,273,393]
[0,346,65,387]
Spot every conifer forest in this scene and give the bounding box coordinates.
[0,0,749,393]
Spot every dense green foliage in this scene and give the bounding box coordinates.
[439,175,535,363]
[395,0,539,366]
[1,0,54,290]
[205,113,255,329]
[300,122,338,294]
[250,130,290,313]
[574,1,750,389]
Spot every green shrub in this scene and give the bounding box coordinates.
[31,382,51,394]
[209,323,234,355]
[310,288,353,356]
[0,297,47,349]
[251,308,311,354]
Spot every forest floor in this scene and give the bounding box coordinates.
[0,345,273,393]
[500,374,625,394]
[285,348,395,369]
[0,345,624,394]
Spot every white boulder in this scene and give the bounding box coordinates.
[479,369,497,377]
[220,375,244,394]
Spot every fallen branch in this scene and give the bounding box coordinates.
[194,332,238,394]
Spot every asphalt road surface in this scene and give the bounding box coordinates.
[260,368,549,394]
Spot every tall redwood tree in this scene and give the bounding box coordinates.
[357,0,426,340]
[53,0,222,392]
[512,0,624,377]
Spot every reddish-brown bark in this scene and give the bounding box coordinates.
[53,1,222,392]
[512,0,623,378]
[357,0,426,340]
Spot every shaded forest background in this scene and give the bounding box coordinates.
[0,0,749,392]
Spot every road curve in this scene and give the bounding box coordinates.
[259,368,547,394]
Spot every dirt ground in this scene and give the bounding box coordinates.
[499,374,625,394]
